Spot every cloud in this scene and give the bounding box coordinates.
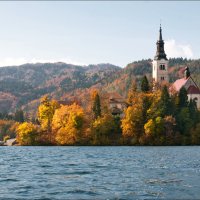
[165,39,193,58]
[0,57,88,67]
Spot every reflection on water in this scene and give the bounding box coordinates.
[0,146,199,199]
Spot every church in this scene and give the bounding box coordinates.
[152,25,200,109]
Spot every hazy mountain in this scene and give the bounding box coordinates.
[0,58,200,115]
[0,62,121,113]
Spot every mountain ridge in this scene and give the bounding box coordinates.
[0,58,200,116]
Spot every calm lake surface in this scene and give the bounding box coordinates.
[0,147,200,199]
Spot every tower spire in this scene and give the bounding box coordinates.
[154,25,167,60]
[159,24,162,41]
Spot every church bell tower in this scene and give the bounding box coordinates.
[152,25,169,83]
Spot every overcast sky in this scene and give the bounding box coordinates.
[0,1,199,67]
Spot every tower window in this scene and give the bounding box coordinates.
[159,64,165,70]
[161,77,165,81]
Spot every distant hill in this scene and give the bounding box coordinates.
[0,58,200,116]
[103,58,200,96]
[0,62,121,113]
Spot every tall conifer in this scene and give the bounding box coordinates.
[141,75,150,92]
[92,92,101,119]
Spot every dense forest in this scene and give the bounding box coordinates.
[0,58,200,145]
[1,75,200,146]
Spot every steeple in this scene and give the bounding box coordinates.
[154,24,167,60]
[159,24,162,41]
[152,24,169,84]
[184,66,190,79]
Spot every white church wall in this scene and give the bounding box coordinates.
[188,94,200,110]
[152,59,169,83]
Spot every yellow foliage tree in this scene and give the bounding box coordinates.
[144,117,164,145]
[38,96,60,133]
[91,113,117,144]
[147,90,162,119]
[144,119,155,136]
[127,80,137,105]
[121,105,143,139]
[52,103,84,145]
[16,122,38,145]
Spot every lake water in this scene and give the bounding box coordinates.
[0,147,200,199]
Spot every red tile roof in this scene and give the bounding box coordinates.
[171,78,188,92]
[187,85,200,94]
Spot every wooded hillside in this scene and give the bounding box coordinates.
[0,58,200,117]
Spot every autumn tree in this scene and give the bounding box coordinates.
[164,116,177,145]
[127,80,137,105]
[147,89,162,119]
[52,103,84,145]
[38,96,60,133]
[144,116,164,145]
[144,119,155,138]
[91,113,118,145]
[121,100,144,144]
[16,122,38,145]
[0,120,18,140]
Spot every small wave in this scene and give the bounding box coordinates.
[145,178,183,185]
[40,165,52,168]
[142,191,164,198]
[63,175,80,179]
[67,163,77,166]
[67,171,93,175]
[67,189,97,196]
[0,178,18,182]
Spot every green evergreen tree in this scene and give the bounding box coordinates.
[188,99,199,126]
[177,87,188,108]
[177,107,193,136]
[142,95,151,125]
[175,87,190,137]
[159,86,173,117]
[14,110,24,123]
[141,75,149,92]
[92,92,101,119]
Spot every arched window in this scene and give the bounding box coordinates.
[162,65,165,70]
[159,64,166,70]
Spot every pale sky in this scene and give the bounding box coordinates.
[0,1,199,67]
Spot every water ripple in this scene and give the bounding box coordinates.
[0,146,200,199]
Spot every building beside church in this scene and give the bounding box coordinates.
[170,67,200,109]
[153,25,200,110]
[104,92,128,117]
